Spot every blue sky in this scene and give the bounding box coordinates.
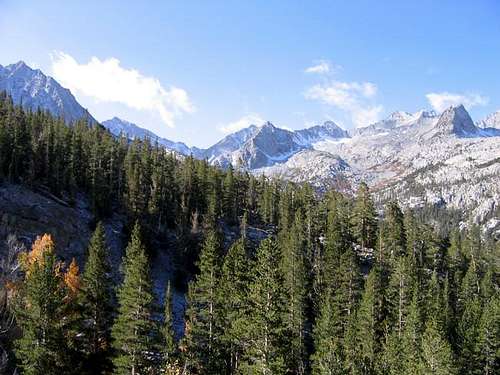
[1,0,499,147]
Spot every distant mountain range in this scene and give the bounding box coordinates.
[0,61,96,124]
[1,61,499,229]
[102,117,197,155]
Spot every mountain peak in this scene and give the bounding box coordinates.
[4,61,33,75]
[414,109,438,119]
[0,60,97,125]
[477,110,500,130]
[260,121,276,130]
[322,120,343,131]
[13,60,29,69]
[109,116,133,125]
[388,111,412,122]
[433,104,478,137]
[102,117,194,155]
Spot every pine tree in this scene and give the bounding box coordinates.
[223,165,238,225]
[354,267,380,374]
[311,290,344,375]
[342,311,360,374]
[400,291,423,375]
[386,256,415,337]
[218,238,251,374]
[476,295,500,375]
[424,271,450,338]
[280,211,308,374]
[334,249,363,334]
[382,201,406,263]
[404,210,425,282]
[240,238,287,374]
[457,295,482,374]
[184,229,223,374]
[111,222,156,374]
[419,319,456,375]
[80,223,114,374]
[351,182,378,250]
[321,193,352,296]
[380,330,404,375]
[14,234,73,375]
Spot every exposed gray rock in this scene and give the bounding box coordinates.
[0,61,96,124]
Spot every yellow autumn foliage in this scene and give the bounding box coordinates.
[64,258,81,296]
[18,234,55,276]
[18,234,81,299]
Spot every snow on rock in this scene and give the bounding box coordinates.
[102,117,194,155]
[477,110,500,130]
[0,61,96,124]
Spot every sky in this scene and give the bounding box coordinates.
[1,0,500,147]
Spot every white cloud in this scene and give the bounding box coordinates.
[351,105,384,127]
[50,51,194,127]
[305,60,332,74]
[426,92,489,112]
[218,113,265,134]
[305,80,382,127]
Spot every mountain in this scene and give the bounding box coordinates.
[477,110,500,129]
[204,122,302,169]
[430,104,480,138]
[202,120,349,169]
[203,125,261,163]
[0,61,498,226]
[0,61,96,124]
[295,120,349,144]
[253,107,499,225]
[102,117,195,155]
[355,110,439,136]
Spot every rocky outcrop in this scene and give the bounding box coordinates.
[0,183,124,277]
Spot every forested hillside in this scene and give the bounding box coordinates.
[0,91,498,374]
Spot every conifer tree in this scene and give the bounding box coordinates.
[223,165,238,225]
[311,290,344,375]
[382,201,406,263]
[354,267,380,374]
[404,210,425,282]
[476,295,500,375]
[240,238,287,374]
[184,229,222,374]
[280,211,308,374]
[321,193,352,296]
[424,271,449,335]
[218,239,251,374]
[386,256,415,337]
[351,182,378,250]
[380,330,404,375]
[111,222,156,374]
[457,295,482,374]
[334,249,363,334]
[14,234,72,375]
[342,312,360,374]
[419,319,456,375]
[80,223,114,374]
[400,291,423,375]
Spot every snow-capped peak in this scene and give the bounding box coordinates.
[295,121,349,144]
[0,61,96,124]
[477,110,500,130]
[387,110,413,122]
[102,117,193,155]
[432,104,479,137]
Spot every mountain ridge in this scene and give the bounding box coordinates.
[1,61,499,225]
[0,60,97,124]
[102,117,195,155]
